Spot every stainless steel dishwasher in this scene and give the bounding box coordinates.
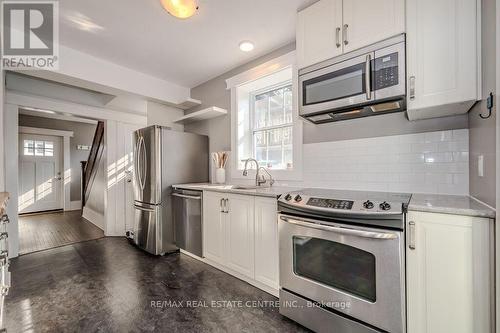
[172,188,203,257]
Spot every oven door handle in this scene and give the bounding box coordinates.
[280,216,398,240]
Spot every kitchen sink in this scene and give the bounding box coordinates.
[193,184,269,190]
[232,184,270,190]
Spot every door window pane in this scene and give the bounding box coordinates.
[35,141,45,156]
[23,140,34,155]
[293,236,376,302]
[25,140,55,156]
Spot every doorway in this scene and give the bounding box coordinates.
[18,133,63,214]
[16,114,105,255]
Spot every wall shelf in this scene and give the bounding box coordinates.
[174,106,227,124]
[175,98,202,110]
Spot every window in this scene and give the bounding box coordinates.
[24,140,54,157]
[252,84,293,170]
[228,51,302,180]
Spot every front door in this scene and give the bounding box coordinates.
[19,134,63,214]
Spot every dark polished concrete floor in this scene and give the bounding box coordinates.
[6,237,308,332]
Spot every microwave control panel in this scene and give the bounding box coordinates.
[374,52,399,90]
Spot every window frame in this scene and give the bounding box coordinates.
[227,51,303,182]
[249,81,293,170]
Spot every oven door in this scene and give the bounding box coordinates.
[299,52,374,117]
[279,214,405,333]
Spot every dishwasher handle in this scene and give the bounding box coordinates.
[172,193,201,200]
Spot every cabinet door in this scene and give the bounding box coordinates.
[203,191,226,264]
[226,194,255,278]
[296,0,343,69]
[406,211,492,333]
[406,0,478,113]
[342,0,404,53]
[254,197,279,290]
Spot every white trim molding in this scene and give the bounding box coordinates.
[82,206,104,230]
[228,51,303,182]
[19,126,74,137]
[7,91,148,125]
[69,200,82,211]
[19,126,73,212]
[226,51,296,90]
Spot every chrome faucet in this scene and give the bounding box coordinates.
[242,158,275,187]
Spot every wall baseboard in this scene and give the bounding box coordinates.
[82,206,104,230]
[69,200,82,211]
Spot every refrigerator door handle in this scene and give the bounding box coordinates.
[140,136,147,190]
[135,136,142,189]
[134,204,155,212]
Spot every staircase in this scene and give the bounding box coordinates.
[81,121,105,207]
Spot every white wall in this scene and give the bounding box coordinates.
[28,44,191,106]
[147,101,184,131]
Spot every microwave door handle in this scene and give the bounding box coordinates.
[365,54,372,100]
[280,216,398,239]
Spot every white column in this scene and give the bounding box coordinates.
[4,104,19,258]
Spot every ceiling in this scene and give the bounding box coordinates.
[59,0,313,88]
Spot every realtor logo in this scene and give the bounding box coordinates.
[1,1,59,69]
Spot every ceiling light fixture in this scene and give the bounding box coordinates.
[239,41,255,52]
[160,0,199,19]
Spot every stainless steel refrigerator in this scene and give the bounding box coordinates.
[131,125,208,255]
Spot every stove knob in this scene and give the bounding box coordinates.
[379,201,391,211]
[284,194,292,201]
[294,195,302,202]
[363,200,374,209]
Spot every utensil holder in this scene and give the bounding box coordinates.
[215,168,225,184]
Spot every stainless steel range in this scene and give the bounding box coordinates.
[278,188,411,333]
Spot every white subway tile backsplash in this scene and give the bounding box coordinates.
[302,129,469,195]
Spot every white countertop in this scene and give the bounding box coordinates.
[172,183,301,198]
[408,193,496,219]
[173,184,497,219]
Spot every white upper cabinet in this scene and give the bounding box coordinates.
[297,0,343,69]
[342,0,405,53]
[406,0,479,120]
[406,211,492,333]
[296,0,405,69]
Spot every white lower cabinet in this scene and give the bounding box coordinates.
[406,211,493,333]
[203,191,226,264]
[254,197,279,290]
[202,191,279,295]
[226,194,255,278]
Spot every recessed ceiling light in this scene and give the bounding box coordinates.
[160,0,198,19]
[239,41,255,52]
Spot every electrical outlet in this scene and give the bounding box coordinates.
[478,155,484,177]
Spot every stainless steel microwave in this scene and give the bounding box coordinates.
[299,34,406,124]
